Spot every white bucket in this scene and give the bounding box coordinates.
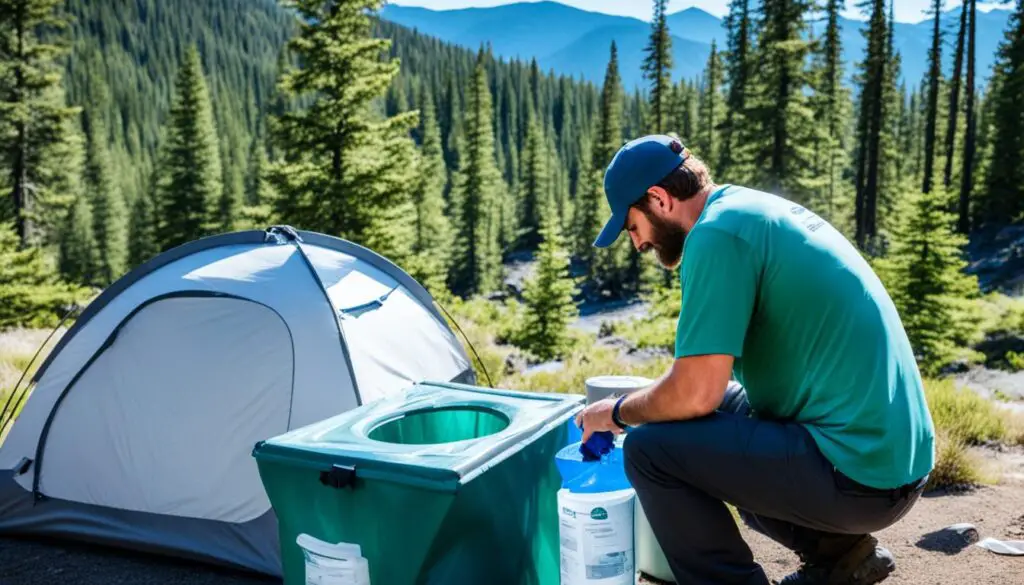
[558,487,636,585]
[634,498,675,582]
[584,375,652,405]
[581,375,675,583]
[296,533,371,585]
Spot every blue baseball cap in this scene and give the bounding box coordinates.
[593,134,687,248]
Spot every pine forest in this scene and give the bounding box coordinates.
[3,0,1024,378]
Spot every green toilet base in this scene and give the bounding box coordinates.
[252,383,583,585]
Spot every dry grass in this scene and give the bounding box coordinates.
[0,327,64,441]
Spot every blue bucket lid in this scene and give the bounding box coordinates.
[554,442,632,493]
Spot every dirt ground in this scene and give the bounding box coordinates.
[739,444,1024,585]
[3,447,1023,585]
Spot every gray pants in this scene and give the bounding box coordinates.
[623,382,927,585]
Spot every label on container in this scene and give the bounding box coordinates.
[558,489,634,585]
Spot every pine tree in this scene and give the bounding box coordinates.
[267,0,419,264]
[921,0,944,195]
[409,88,453,296]
[58,192,99,285]
[0,0,80,246]
[979,0,1023,226]
[519,107,550,249]
[943,0,968,190]
[876,3,906,243]
[720,0,754,177]
[874,186,977,376]
[642,0,673,134]
[696,41,724,167]
[744,0,816,201]
[586,43,631,296]
[449,49,503,297]
[1,220,89,329]
[853,0,889,250]
[239,135,277,229]
[218,156,244,233]
[83,117,127,284]
[959,0,978,233]
[516,197,579,361]
[808,0,854,232]
[128,184,158,268]
[155,45,222,251]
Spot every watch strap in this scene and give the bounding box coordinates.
[611,394,628,430]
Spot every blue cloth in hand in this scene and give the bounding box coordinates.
[579,430,615,461]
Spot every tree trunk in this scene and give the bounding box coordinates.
[959,0,977,234]
[944,0,967,189]
[12,2,28,245]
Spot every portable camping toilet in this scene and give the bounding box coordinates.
[0,226,476,577]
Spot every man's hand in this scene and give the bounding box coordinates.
[574,396,624,444]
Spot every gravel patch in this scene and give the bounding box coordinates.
[0,534,280,585]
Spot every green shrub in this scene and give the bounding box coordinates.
[974,292,1024,339]
[924,378,1007,444]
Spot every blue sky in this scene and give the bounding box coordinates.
[385,0,1012,24]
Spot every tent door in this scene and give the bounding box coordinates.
[32,293,295,524]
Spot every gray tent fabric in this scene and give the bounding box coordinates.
[0,226,476,577]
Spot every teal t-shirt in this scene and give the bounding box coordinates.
[674,184,935,489]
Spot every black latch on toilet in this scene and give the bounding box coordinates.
[319,463,357,489]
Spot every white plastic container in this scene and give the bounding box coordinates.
[296,533,371,585]
[581,375,675,583]
[584,375,653,405]
[558,487,636,585]
[634,498,675,582]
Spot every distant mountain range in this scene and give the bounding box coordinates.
[379,1,1012,92]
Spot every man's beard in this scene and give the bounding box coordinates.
[645,211,686,269]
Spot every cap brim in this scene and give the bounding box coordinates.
[593,209,627,248]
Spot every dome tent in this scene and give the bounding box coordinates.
[0,225,475,577]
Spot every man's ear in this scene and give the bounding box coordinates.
[647,186,673,211]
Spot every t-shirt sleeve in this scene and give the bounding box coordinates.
[674,227,759,359]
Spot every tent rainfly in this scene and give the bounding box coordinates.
[0,226,475,577]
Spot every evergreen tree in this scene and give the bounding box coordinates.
[155,45,223,250]
[696,41,724,167]
[516,197,579,361]
[0,0,80,246]
[720,0,754,177]
[744,0,816,201]
[83,117,127,284]
[876,2,906,242]
[1,220,89,329]
[409,89,453,296]
[240,135,277,229]
[586,43,631,295]
[218,156,244,233]
[128,184,158,268]
[958,0,977,234]
[58,192,99,285]
[979,0,1023,226]
[267,0,419,264]
[808,0,853,232]
[519,108,550,249]
[874,186,977,375]
[943,0,968,190]
[853,0,888,250]
[449,49,503,297]
[921,0,944,195]
[642,0,673,134]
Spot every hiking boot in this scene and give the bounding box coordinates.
[776,535,896,585]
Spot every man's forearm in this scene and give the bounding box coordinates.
[616,356,731,425]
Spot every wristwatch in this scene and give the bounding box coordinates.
[611,394,628,430]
